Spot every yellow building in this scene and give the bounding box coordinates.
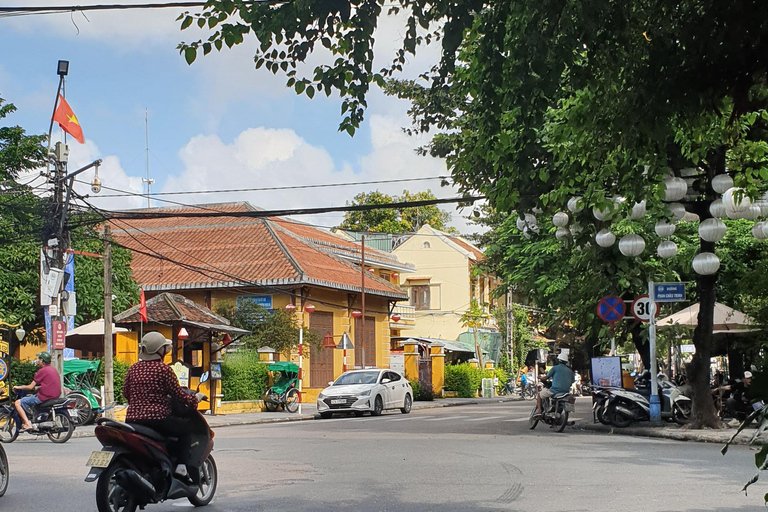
[392,225,504,341]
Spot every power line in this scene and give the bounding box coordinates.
[0,1,282,17]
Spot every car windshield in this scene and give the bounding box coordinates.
[334,371,379,386]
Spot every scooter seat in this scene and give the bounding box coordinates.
[38,397,67,409]
[553,393,571,399]
[97,418,167,442]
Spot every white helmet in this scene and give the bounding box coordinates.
[139,331,172,361]
[557,352,569,363]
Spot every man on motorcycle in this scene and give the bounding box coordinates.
[536,352,575,415]
[722,371,753,422]
[123,332,206,480]
[13,351,61,431]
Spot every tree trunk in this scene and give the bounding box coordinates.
[630,322,650,370]
[685,148,725,429]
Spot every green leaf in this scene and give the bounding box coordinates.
[295,81,305,94]
[306,85,315,99]
[184,47,197,65]
[180,16,194,31]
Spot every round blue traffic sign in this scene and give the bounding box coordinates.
[597,295,625,323]
[0,359,7,382]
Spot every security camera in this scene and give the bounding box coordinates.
[91,177,102,194]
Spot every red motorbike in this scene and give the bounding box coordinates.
[85,373,217,512]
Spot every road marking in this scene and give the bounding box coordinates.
[465,415,506,422]
[390,416,432,422]
[423,416,464,422]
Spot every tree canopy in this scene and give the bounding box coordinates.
[338,189,455,233]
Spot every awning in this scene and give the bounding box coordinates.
[441,340,479,354]
[66,319,128,337]
[184,320,250,337]
[405,275,432,281]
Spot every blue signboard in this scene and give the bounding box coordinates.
[653,283,685,302]
[0,359,7,381]
[237,295,273,309]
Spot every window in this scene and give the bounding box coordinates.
[423,241,431,248]
[411,285,430,310]
[387,371,401,382]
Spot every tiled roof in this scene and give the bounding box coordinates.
[109,202,406,299]
[114,292,234,325]
[448,236,484,261]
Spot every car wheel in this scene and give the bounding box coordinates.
[319,412,332,419]
[400,394,412,414]
[371,396,384,416]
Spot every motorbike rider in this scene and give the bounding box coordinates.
[13,351,61,431]
[721,371,753,421]
[536,352,575,415]
[123,332,207,481]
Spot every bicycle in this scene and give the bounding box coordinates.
[521,382,537,400]
[497,380,516,396]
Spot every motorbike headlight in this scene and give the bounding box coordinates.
[358,389,371,397]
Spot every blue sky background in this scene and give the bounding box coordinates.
[0,1,480,233]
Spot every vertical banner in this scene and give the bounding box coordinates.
[63,253,76,359]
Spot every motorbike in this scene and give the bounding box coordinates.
[607,373,692,427]
[0,390,77,443]
[529,388,576,433]
[591,386,617,425]
[0,443,7,497]
[85,372,218,512]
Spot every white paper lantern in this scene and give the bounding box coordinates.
[569,223,583,236]
[555,227,570,240]
[698,218,726,242]
[595,229,616,247]
[712,174,734,194]
[524,213,539,233]
[552,212,570,227]
[668,203,686,221]
[593,206,613,221]
[743,204,762,221]
[657,240,678,259]
[755,198,768,217]
[629,200,647,220]
[723,187,751,218]
[619,234,645,257]
[515,217,526,231]
[654,220,676,237]
[752,222,768,240]
[664,177,688,202]
[567,196,583,213]
[709,198,727,219]
[692,252,720,275]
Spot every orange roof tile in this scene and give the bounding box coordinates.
[449,236,484,261]
[109,202,406,299]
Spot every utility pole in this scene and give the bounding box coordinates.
[103,225,114,419]
[507,290,514,371]
[360,235,366,368]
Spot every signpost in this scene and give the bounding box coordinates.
[653,283,686,302]
[597,296,625,355]
[647,281,685,423]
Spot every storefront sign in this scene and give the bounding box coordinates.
[170,361,190,388]
[52,320,67,350]
[236,295,273,310]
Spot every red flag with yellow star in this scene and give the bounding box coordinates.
[52,94,84,144]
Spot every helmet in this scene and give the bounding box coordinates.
[744,371,753,379]
[139,332,172,361]
[557,352,569,363]
[37,351,52,364]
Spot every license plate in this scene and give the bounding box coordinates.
[331,399,346,404]
[86,451,114,468]
[565,403,575,412]
[68,409,79,418]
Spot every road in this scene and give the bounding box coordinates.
[1,398,760,511]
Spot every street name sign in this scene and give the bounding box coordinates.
[653,283,685,302]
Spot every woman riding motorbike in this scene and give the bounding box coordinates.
[122,332,206,482]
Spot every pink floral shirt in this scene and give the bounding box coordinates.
[123,360,198,421]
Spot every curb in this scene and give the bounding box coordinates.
[11,398,502,442]
[577,421,768,446]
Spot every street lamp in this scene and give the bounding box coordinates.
[57,60,69,77]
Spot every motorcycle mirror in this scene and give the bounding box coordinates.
[199,371,210,385]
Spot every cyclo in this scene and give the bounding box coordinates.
[63,359,107,426]
[262,362,300,413]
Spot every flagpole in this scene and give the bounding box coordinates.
[47,61,69,157]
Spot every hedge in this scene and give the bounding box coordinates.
[444,363,484,398]
[409,379,435,401]
[221,351,269,401]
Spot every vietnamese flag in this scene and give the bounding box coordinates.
[139,289,147,323]
[52,94,85,144]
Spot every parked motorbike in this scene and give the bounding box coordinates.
[529,392,576,433]
[85,372,217,512]
[607,373,692,427]
[0,443,8,497]
[591,386,616,425]
[0,390,77,443]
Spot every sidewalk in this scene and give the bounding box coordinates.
[22,397,515,441]
[575,419,767,446]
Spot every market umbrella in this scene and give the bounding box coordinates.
[656,302,758,334]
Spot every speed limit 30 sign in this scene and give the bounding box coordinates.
[631,295,659,322]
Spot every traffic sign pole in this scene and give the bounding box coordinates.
[648,280,661,423]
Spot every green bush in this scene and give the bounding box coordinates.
[10,359,38,390]
[409,379,435,401]
[493,367,509,390]
[111,360,130,404]
[444,363,484,398]
[221,351,269,401]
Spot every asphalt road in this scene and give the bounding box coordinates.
[1,398,761,511]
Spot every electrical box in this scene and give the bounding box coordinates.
[54,142,69,163]
[61,291,77,317]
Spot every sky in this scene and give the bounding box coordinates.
[0,0,483,234]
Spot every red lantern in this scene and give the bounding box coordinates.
[285,303,296,312]
[391,314,401,322]
[367,268,375,273]
[221,333,232,347]
[391,272,399,279]
[178,327,189,340]
[304,304,315,314]
[351,310,362,319]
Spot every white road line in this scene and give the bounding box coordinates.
[423,416,464,422]
[389,416,432,422]
[465,416,506,422]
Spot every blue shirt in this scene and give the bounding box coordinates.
[547,364,575,395]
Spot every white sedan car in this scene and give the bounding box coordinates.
[316,369,413,419]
